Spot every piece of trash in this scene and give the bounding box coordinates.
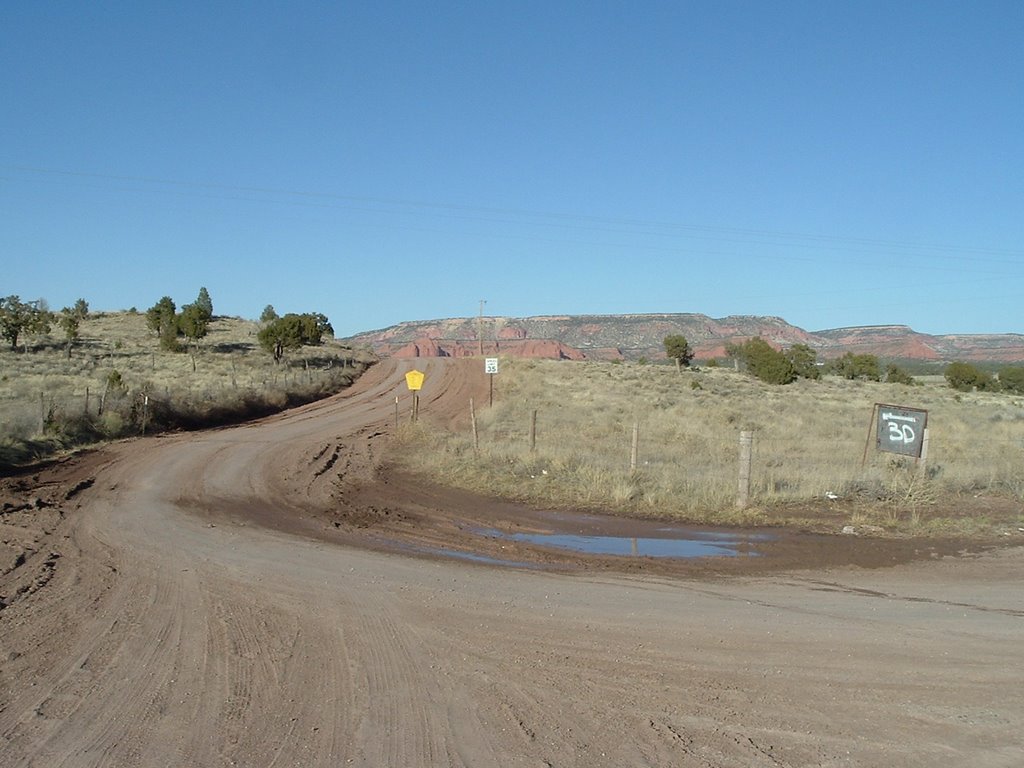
[841,525,856,535]
[825,491,839,500]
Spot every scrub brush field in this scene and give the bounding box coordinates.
[394,358,1024,536]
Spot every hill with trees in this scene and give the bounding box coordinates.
[0,297,372,470]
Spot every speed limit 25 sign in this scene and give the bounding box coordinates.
[875,404,928,458]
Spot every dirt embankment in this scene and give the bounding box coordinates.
[2,358,1023,767]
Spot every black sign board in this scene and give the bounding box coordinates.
[875,404,928,458]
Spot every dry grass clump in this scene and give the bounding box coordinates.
[0,312,375,470]
[395,359,1024,529]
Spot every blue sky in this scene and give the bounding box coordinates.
[2,1,1021,337]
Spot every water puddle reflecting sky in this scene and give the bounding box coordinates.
[477,527,772,558]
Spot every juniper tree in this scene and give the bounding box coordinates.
[260,304,279,324]
[829,352,881,381]
[785,343,820,379]
[179,302,212,370]
[58,299,89,358]
[145,296,181,352]
[728,338,796,385]
[945,361,997,392]
[999,367,1024,394]
[0,295,51,351]
[258,312,333,363]
[885,364,916,385]
[663,334,693,372]
[195,287,213,317]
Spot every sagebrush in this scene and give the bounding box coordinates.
[394,358,1024,530]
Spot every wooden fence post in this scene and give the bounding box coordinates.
[630,422,639,472]
[470,398,479,452]
[917,427,930,477]
[737,430,754,509]
[861,403,879,468]
[529,409,537,452]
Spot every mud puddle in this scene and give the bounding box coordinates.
[476,526,770,558]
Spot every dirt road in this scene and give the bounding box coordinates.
[1,359,1022,767]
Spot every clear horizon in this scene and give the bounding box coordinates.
[3,2,1021,338]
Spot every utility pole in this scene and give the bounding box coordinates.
[478,299,486,356]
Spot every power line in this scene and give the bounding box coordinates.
[3,163,1023,266]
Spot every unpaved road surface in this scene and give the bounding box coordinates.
[2,359,1023,767]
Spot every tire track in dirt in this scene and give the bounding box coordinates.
[350,610,443,765]
[2,358,1023,767]
[37,360,467,766]
[1,560,196,766]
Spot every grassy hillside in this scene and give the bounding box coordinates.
[0,311,375,469]
[394,358,1024,534]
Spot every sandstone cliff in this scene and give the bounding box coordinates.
[343,314,1024,363]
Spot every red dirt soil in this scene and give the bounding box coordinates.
[1,358,1022,767]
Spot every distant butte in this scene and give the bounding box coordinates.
[342,313,1024,363]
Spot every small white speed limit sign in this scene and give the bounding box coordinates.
[485,357,499,374]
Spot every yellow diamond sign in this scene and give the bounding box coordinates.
[405,370,425,391]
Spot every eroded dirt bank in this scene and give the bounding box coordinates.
[2,359,1023,767]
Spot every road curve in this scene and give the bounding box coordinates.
[1,358,1023,767]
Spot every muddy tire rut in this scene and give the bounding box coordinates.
[1,358,1022,767]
